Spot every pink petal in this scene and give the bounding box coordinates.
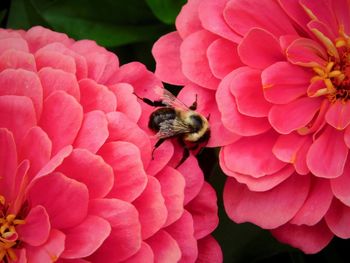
[0,29,23,39]
[198,0,241,42]
[197,236,223,263]
[133,176,168,240]
[216,71,270,136]
[78,79,117,113]
[332,0,350,34]
[186,182,218,239]
[273,133,312,175]
[109,83,141,123]
[222,165,294,192]
[177,155,204,205]
[175,0,202,38]
[146,140,174,176]
[106,112,152,168]
[307,126,348,178]
[290,178,333,226]
[63,48,88,81]
[331,160,350,206]
[12,160,30,214]
[180,30,220,89]
[73,111,109,154]
[17,205,50,246]
[27,173,89,229]
[98,141,147,202]
[107,62,162,99]
[35,145,72,179]
[122,242,154,263]
[0,128,17,201]
[271,221,333,254]
[325,100,350,130]
[26,229,66,263]
[0,37,28,56]
[278,0,310,33]
[0,95,36,147]
[38,67,80,101]
[152,32,188,85]
[207,116,241,147]
[262,62,311,104]
[18,126,52,180]
[273,133,308,163]
[35,50,76,74]
[58,259,90,263]
[224,0,297,37]
[25,26,72,52]
[165,210,198,263]
[88,199,141,262]
[39,91,83,155]
[286,38,327,67]
[0,68,42,115]
[268,97,322,134]
[56,148,114,199]
[300,0,338,33]
[156,166,185,227]
[229,67,272,118]
[293,137,312,175]
[298,99,330,135]
[207,38,241,79]
[146,230,181,263]
[345,125,350,148]
[61,215,111,258]
[223,174,311,229]
[221,131,286,178]
[70,40,119,83]
[325,199,350,238]
[238,28,284,69]
[0,49,36,72]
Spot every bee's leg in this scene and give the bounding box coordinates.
[189,94,198,110]
[152,138,166,159]
[134,93,166,107]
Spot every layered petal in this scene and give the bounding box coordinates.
[224,174,311,229]
[88,199,141,262]
[271,221,333,254]
[307,126,348,178]
[152,32,188,85]
[27,173,89,229]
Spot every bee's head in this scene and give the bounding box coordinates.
[183,112,210,143]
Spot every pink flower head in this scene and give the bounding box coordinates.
[0,26,221,262]
[152,0,350,254]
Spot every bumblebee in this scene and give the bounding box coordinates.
[138,88,210,167]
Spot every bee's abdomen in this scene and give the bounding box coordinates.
[148,107,176,131]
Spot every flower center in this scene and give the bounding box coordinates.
[310,26,350,103]
[0,195,25,262]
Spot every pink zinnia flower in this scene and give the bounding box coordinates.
[152,0,350,254]
[0,26,221,262]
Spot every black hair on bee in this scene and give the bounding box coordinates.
[136,87,210,168]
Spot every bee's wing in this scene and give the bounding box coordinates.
[157,119,192,139]
[155,87,190,110]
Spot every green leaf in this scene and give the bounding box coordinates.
[7,0,49,29]
[146,0,186,24]
[7,0,171,48]
[42,15,169,47]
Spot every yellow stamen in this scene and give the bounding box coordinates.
[0,195,25,262]
[0,196,5,206]
[328,70,342,78]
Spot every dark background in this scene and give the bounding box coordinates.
[2,0,350,262]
